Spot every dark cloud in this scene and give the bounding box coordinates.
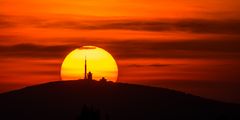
[0,35,19,43]
[0,44,76,59]
[0,18,16,28]
[0,20,13,28]
[79,46,96,49]
[1,15,240,34]
[0,15,48,28]
[21,70,58,76]
[0,39,239,60]
[126,64,172,68]
[88,19,240,34]
[36,19,240,34]
[106,39,240,59]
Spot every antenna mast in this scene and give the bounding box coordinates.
[84,56,87,80]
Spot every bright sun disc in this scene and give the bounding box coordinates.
[61,46,118,82]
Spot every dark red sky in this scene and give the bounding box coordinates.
[0,0,240,103]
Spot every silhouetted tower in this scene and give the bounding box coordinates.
[84,56,87,80]
[84,56,93,81]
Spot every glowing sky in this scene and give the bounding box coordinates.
[0,0,240,103]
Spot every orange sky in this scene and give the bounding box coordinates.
[1,0,240,18]
[0,0,240,103]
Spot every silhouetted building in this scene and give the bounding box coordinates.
[100,77,107,82]
[88,72,93,81]
[83,56,107,81]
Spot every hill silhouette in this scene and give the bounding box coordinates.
[0,80,239,120]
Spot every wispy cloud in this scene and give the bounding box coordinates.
[0,39,239,59]
[0,44,76,58]
[1,15,240,34]
[126,64,172,68]
[77,19,240,34]
[107,39,240,59]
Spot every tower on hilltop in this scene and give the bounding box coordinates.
[84,56,92,81]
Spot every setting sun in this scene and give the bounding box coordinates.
[61,46,118,82]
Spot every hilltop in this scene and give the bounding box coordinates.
[0,80,239,120]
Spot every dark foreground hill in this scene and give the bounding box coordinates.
[0,80,239,120]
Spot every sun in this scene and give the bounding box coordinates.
[61,46,118,82]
